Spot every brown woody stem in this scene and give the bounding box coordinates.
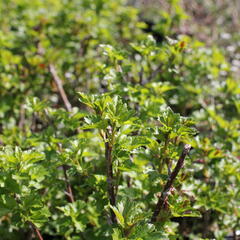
[151,144,191,223]
[29,222,44,240]
[49,64,72,112]
[105,140,117,224]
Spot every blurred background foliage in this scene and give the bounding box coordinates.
[0,0,239,239]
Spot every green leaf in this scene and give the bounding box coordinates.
[112,228,123,240]
[110,206,125,227]
[28,207,50,228]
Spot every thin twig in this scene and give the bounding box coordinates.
[49,64,81,137]
[62,164,75,203]
[29,222,44,240]
[48,65,76,203]
[151,144,191,223]
[49,64,72,112]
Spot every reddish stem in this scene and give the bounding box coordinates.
[29,222,44,240]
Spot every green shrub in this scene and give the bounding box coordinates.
[0,0,239,239]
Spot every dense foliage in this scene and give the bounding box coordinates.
[0,0,239,239]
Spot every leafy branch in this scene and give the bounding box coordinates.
[151,144,192,223]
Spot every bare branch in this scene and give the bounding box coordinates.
[29,222,44,240]
[49,64,72,112]
[151,144,192,223]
